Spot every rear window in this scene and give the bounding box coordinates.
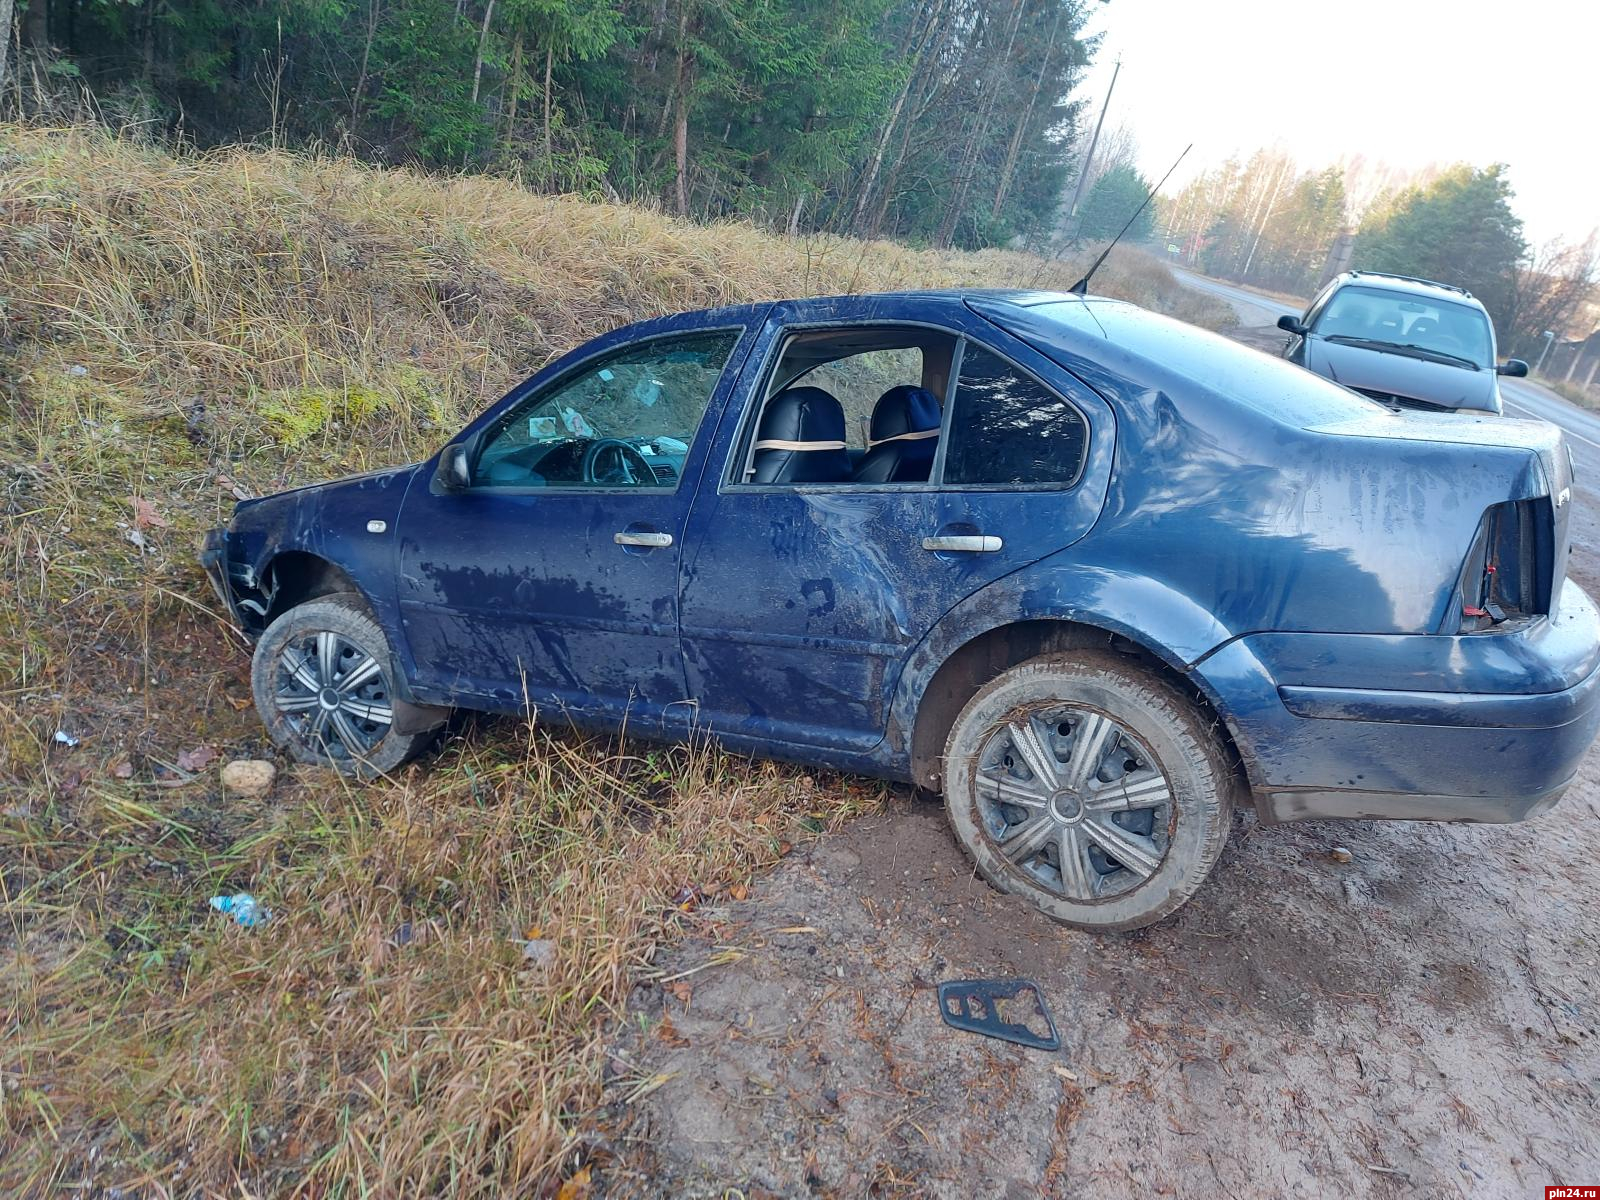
[944,345,1086,486]
[1011,299,1384,428]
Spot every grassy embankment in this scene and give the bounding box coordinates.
[0,125,1233,1196]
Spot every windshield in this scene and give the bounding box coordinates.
[1313,284,1493,369]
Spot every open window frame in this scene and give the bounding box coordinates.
[724,322,1092,495]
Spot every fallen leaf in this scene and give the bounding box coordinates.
[111,759,134,779]
[776,840,793,857]
[523,923,544,941]
[656,1014,690,1048]
[176,745,218,773]
[729,882,749,902]
[664,980,692,1009]
[227,696,251,711]
[555,1164,592,1200]
[128,495,170,530]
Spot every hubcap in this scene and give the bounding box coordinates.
[272,631,393,761]
[973,707,1172,901]
[1048,790,1085,824]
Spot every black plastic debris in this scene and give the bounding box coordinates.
[936,978,1060,1051]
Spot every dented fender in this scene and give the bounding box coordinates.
[887,552,1249,773]
[207,464,420,652]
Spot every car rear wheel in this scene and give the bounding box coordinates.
[250,594,441,776]
[941,652,1235,932]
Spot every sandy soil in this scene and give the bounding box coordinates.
[598,325,1600,1199]
[605,774,1599,1198]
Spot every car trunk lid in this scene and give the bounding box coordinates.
[1309,410,1572,618]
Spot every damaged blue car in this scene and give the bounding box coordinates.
[202,290,1600,930]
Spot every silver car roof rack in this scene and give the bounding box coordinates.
[1348,270,1473,299]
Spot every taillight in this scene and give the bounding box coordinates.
[1455,498,1553,632]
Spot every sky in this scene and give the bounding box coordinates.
[1072,0,1600,246]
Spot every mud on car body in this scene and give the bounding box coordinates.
[202,289,1600,930]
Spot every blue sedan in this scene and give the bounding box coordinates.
[201,290,1600,930]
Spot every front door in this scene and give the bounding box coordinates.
[677,302,1113,754]
[395,324,752,723]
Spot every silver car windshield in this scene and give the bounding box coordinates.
[1315,285,1492,369]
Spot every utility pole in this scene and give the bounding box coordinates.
[1065,57,1120,225]
[1535,330,1556,374]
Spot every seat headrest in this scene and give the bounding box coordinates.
[755,386,847,452]
[868,385,942,447]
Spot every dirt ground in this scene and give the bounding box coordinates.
[599,328,1600,1198]
[606,779,1599,1198]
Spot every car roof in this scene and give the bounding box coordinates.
[1333,271,1483,307]
[670,288,1086,325]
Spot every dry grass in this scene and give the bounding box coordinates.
[1546,377,1599,412]
[0,124,1232,1196]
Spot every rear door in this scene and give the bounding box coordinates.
[676,298,1115,753]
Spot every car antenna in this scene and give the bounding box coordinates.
[1068,143,1191,296]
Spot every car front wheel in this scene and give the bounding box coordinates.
[942,651,1236,932]
[250,593,441,776]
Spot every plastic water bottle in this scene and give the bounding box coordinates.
[209,892,270,927]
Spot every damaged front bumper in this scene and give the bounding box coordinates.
[200,526,268,636]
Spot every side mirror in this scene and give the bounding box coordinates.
[1277,314,1308,336]
[1497,359,1529,378]
[432,443,472,493]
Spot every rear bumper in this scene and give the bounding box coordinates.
[1194,580,1600,824]
[1254,777,1573,824]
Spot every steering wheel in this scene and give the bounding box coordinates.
[581,438,655,486]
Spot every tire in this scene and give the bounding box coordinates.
[250,593,441,777]
[941,651,1236,932]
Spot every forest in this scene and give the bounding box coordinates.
[4,0,1592,355]
[0,0,1097,250]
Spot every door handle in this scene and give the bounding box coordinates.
[922,534,1003,553]
[614,530,673,548]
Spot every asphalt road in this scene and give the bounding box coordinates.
[1175,265,1600,591]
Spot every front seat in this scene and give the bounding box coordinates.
[749,386,852,483]
[1326,304,1370,336]
[852,385,942,483]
